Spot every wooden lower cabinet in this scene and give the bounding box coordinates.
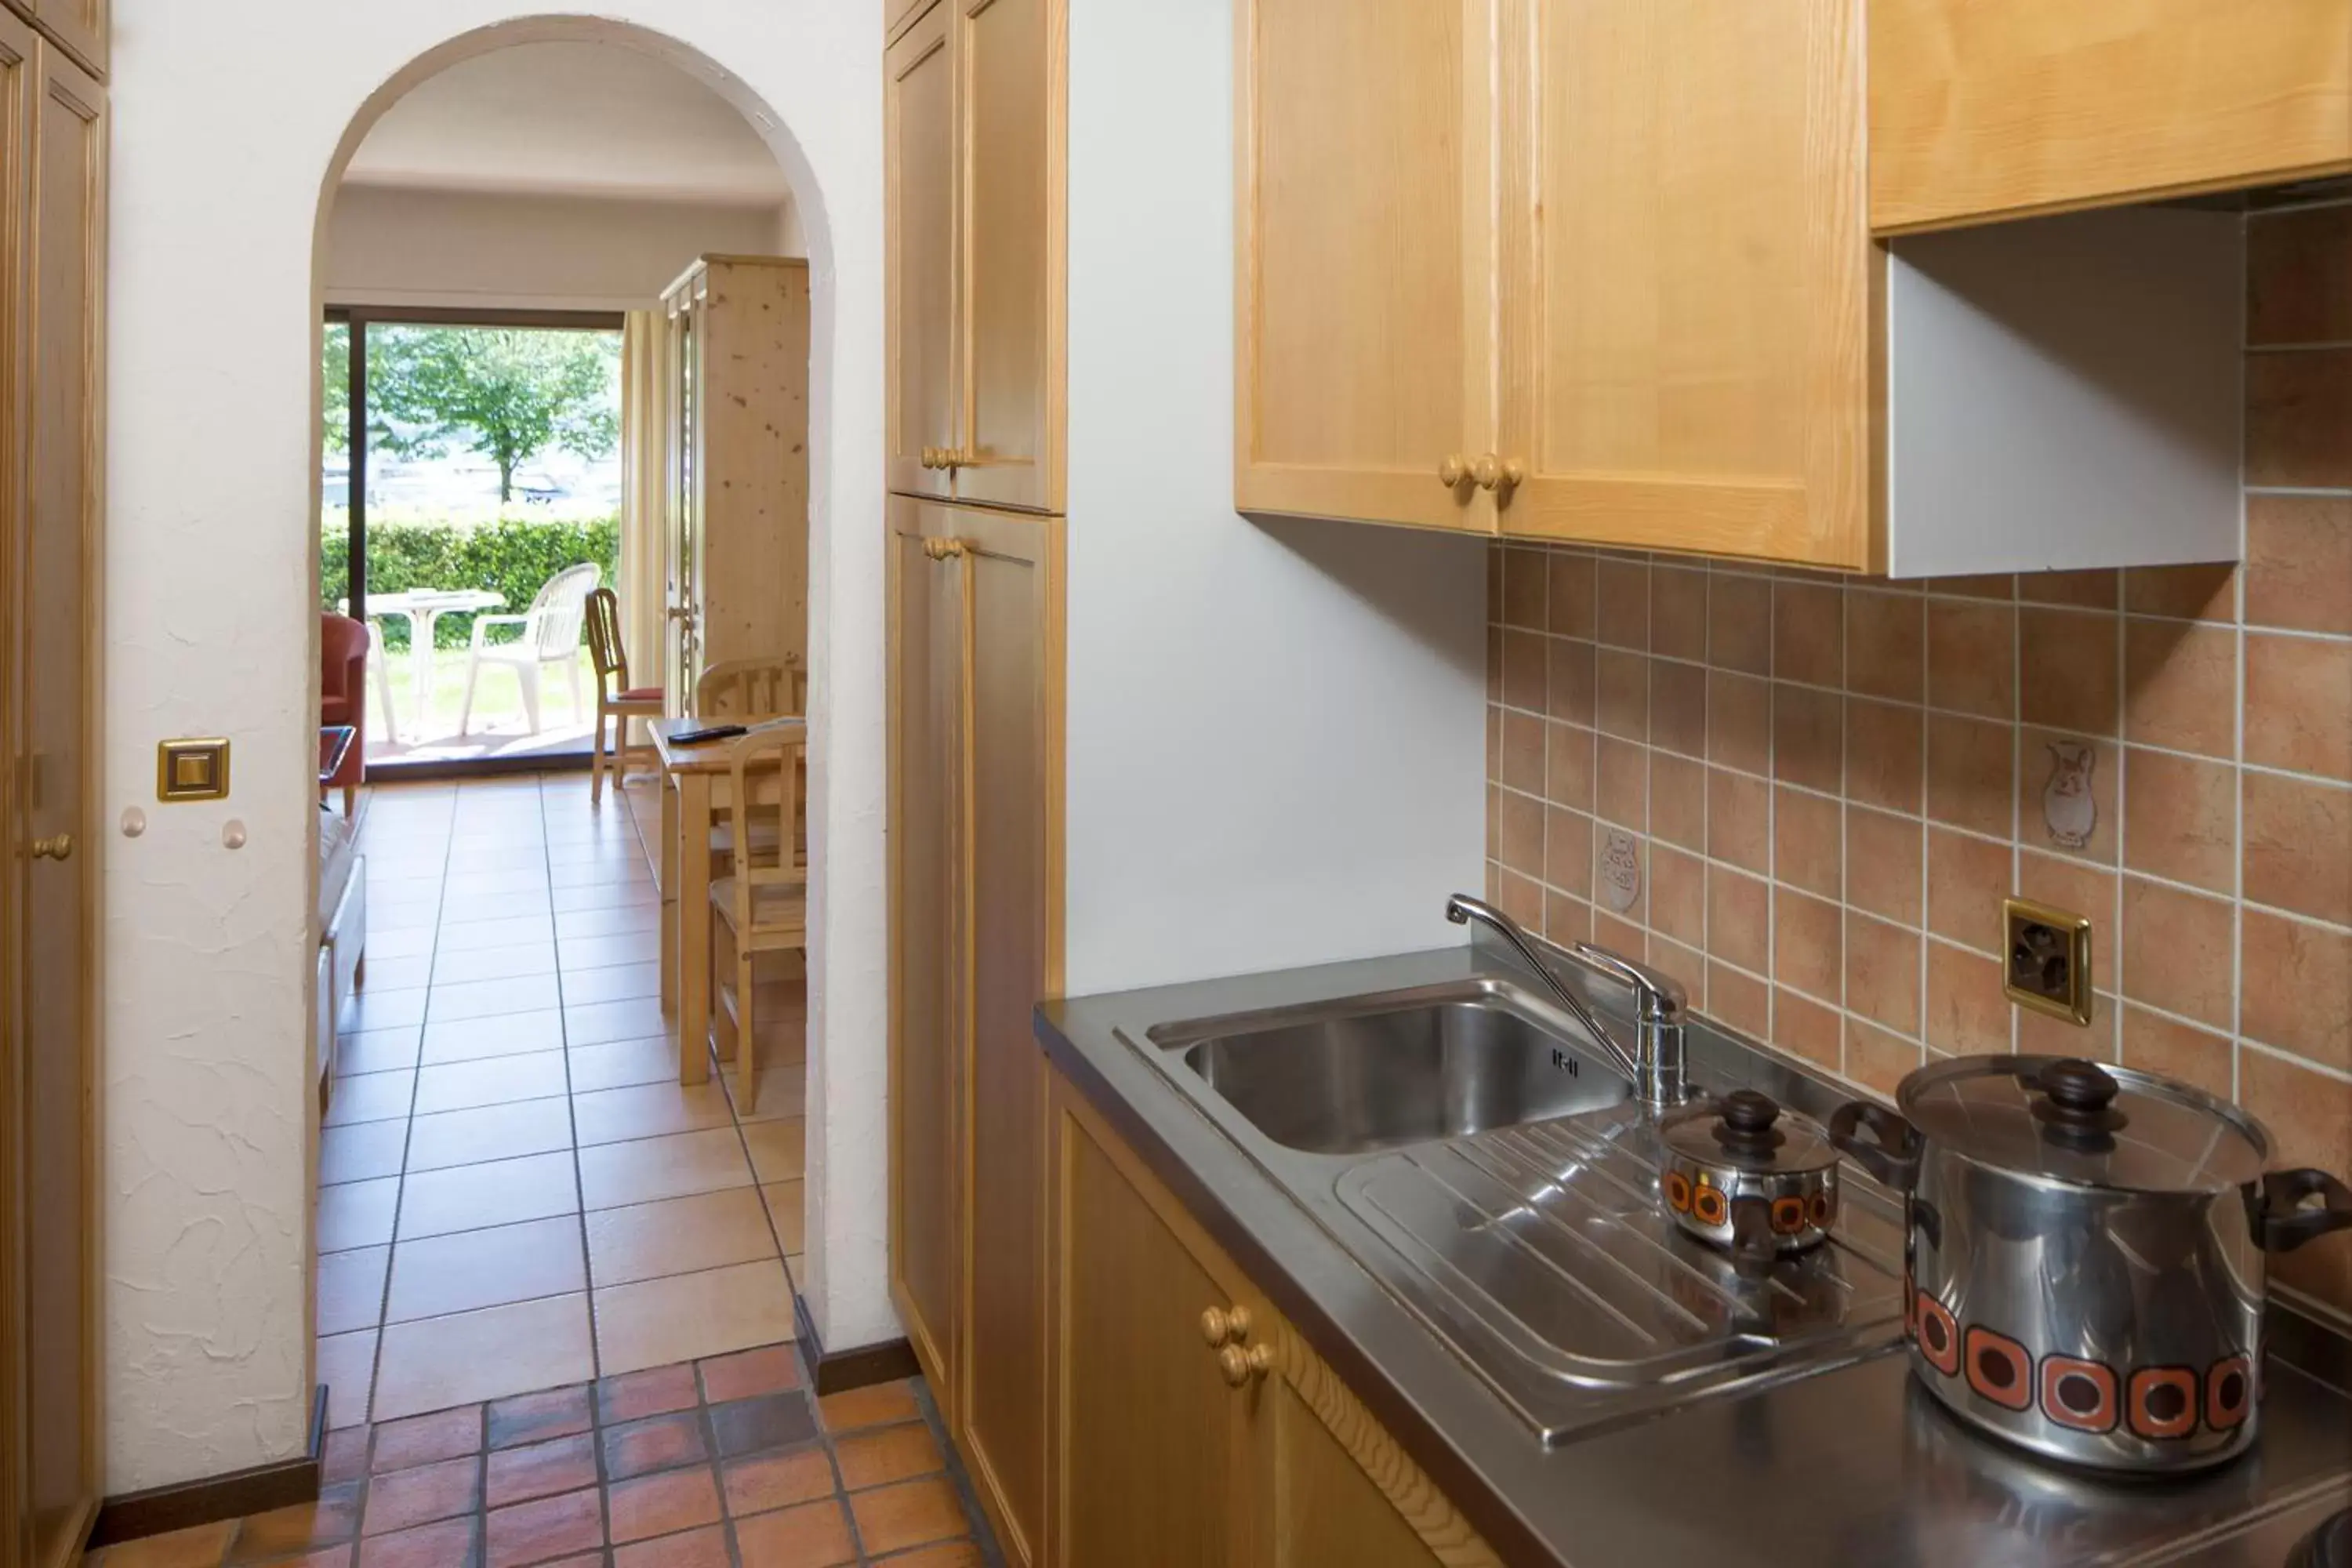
[1045,1069,1499,1568]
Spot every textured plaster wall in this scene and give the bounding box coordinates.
[106,2,889,1490]
[1062,0,1489,997]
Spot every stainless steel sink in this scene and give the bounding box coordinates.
[1134,974,1908,1446]
[1175,993,1630,1156]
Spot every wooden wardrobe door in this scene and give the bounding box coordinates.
[887,3,960,500]
[1496,0,1872,568]
[887,499,967,1413]
[951,0,1062,513]
[16,38,100,1568]
[1234,0,1498,534]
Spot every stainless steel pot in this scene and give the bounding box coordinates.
[1829,1055,2352,1474]
[1657,1088,1839,1269]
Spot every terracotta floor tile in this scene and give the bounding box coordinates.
[817,1381,920,1433]
[238,1548,355,1568]
[354,1515,478,1568]
[572,1081,736,1146]
[601,1410,710,1481]
[437,914,555,951]
[699,1345,801,1405]
[608,1465,724,1544]
[341,989,430,1034]
[484,1488,604,1568]
[317,1246,390,1337]
[225,1483,361,1559]
[397,1152,579,1240]
[837,1421,946,1491]
[89,1520,238,1567]
[417,1011,566,1068]
[850,1477,967,1556]
[411,1052,571,1116]
[558,960,661,1005]
[318,1178,401,1253]
[370,1406,485,1472]
[373,1294,595,1422]
[565,1036,676,1093]
[319,1121,409,1188]
[710,1392,819,1458]
[426,974,563,1024]
[557,906,660,944]
[877,1543,985,1568]
[720,1446,835,1518]
[426,943,560,989]
[317,1330,378,1429]
[577,1128,753,1212]
[485,1432,599,1510]
[727,1059,806,1123]
[612,1523,731,1568]
[555,932,661,971]
[386,1216,586,1323]
[760,1181,805,1254]
[486,1386,593,1451]
[562,996,670,1047]
[405,1098,575,1173]
[361,1455,481,1537]
[742,1118,805,1183]
[334,1028,423,1079]
[731,1498,857,1568]
[585,1188,775,1289]
[596,1363,701,1423]
[593,1261,796,1376]
[322,1427,370,1486]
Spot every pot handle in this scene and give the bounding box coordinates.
[1828,1101,1923,1189]
[2260,1169,2352,1254]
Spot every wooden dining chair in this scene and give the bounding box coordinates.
[693,655,806,721]
[585,588,664,803]
[709,726,808,1104]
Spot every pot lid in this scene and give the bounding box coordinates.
[1896,1054,2271,1192]
[1660,1089,1839,1177]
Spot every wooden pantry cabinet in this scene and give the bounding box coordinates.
[887,495,1064,1568]
[0,0,101,80]
[1869,0,2352,234]
[0,15,103,1567]
[1048,1069,1499,1568]
[1237,0,2249,575]
[885,0,1065,512]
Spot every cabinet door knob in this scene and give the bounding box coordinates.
[1438,454,1468,488]
[1218,1342,1274,1389]
[30,833,72,861]
[1200,1304,1254,1348]
[920,446,940,470]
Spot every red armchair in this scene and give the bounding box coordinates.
[321,613,368,816]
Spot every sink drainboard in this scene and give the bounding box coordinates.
[1334,1103,1908,1443]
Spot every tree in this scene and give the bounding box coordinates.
[365,326,620,502]
[321,321,350,454]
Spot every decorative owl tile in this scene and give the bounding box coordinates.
[1599,828,1642,913]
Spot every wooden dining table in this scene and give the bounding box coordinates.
[651,713,808,1083]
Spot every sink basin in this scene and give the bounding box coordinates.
[1174,994,1629,1156]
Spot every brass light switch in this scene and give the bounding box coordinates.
[158,739,230,801]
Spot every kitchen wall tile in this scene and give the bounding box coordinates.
[1649,847,1707,951]
[1925,714,2013,839]
[1707,962,1770,1040]
[1501,546,1547,630]
[1593,909,1646,957]
[1774,581,1846,689]
[1932,574,2014,601]
[1846,591,1923,703]
[2249,204,2352,346]
[1546,638,1596,728]
[2125,561,2238,625]
[1708,867,1771,977]
[2020,608,2120,736]
[2119,1005,2234,1101]
[2245,494,2352,636]
[2120,877,2235,1031]
[1598,559,1650,650]
[2238,910,2352,1073]
[1924,942,2009,1058]
[1653,567,1709,662]
[1651,752,1707,853]
[2123,619,2238,759]
[2245,633,2352,782]
[1846,699,1924,817]
[1708,672,1773,776]
[1496,790,1543,883]
[1548,552,1596,639]
[1653,659,1708,758]
[1773,987,1842,1070]
[2016,851,2119,991]
[1707,768,1771,876]
[1500,629,1544,714]
[2020,729,2117,866]
[1544,808,1594,902]
[1497,869,1542,931]
[2018,570,2120,611]
[2243,771,2352,927]
[1500,711,1544,797]
[1846,915,1922,1035]
[1845,807,1925,926]
[2122,748,2237,894]
[1773,684,1844,794]
[2018,986,2116,1061]
[1773,887,1842,1001]
[1545,720,1595,812]
[2245,349,2352,488]
[1597,648,1650,741]
[1926,828,2009,956]
[1544,893,1592,946]
[1595,737,1647,831]
[1486,626,1502,703]
[1773,786,1842,900]
[1845,1019,1921,1097]
[1708,572,1773,675]
[2238,1048,2352,1307]
[1926,599,2016,720]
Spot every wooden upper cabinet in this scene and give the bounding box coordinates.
[887,4,958,500]
[1498,0,1871,564]
[1870,0,2352,234]
[9,0,103,80]
[887,0,938,45]
[1235,0,1498,535]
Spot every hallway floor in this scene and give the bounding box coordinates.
[314,772,809,1428]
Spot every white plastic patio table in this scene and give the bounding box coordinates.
[366,588,504,735]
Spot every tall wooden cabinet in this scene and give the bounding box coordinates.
[886,0,1065,513]
[661,255,810,704]
[0,8,103,1565]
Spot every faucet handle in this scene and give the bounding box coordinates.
[1571,942,1687,1021]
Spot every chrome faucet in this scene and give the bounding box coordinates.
[1445,894,1688,1109]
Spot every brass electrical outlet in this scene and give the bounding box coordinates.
[2003,897,2093,1025]
[157,739,230,801]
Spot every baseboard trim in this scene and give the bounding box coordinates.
[87,1387,327,1548]
[366,749,594,783]
[794,1293,921,1396]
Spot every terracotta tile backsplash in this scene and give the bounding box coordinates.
[1483,201,2352,1313]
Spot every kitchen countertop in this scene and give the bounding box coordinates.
[1036,943,2352,1568]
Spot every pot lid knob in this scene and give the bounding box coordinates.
[2031,1058,2129,1142]
[1712,1088,1788,1154]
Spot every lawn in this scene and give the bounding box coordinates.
[368,645,604,742]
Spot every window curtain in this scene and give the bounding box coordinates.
[617,309,673,700]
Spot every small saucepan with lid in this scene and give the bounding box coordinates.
[1657,1088,1842,1269]
[1828,1054,2352,1474]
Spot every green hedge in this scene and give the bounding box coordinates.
[321,515,620,649]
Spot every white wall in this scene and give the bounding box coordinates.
[325,186,799,313]
[1062,0,1488,996]
[107,3,889,1491]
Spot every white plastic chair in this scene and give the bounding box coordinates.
[457,561,601,735]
